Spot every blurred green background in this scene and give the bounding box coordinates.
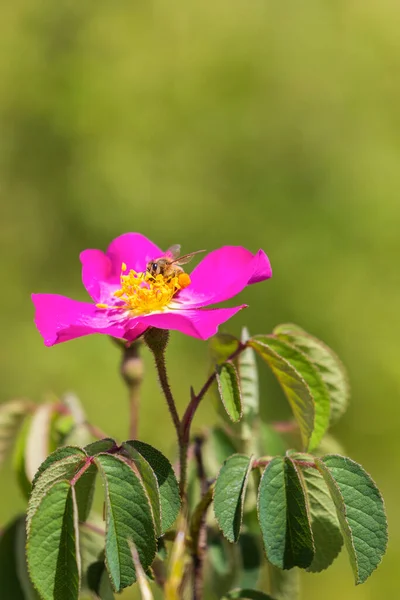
[1,0,399,597]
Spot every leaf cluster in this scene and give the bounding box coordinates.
[0,323,388,600]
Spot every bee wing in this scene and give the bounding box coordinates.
[164,244,181,260]
[174,249,206,265]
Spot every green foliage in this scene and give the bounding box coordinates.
[0,400,32,469]
[216,362,243,423]
[301,466,343,572]
[262,336,330,451]
[250,339,315,450]
[210,334,240,366]
[122,443,163,537]
[27,481,80,600]
[257,457,314,570]
[214,454,254,543]
[22,440,179,597]
[84,439,117,456]
[0,322,388,599]
[124,440,180,534]
[95,453,156,591]
[74,462,97,523]
[13,416,34,500]
[315,455,388,584]
[238,328,259,428]
[274,325,349,426]
[27,450,86,533]
[24,403,56,482]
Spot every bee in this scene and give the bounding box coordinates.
[146,244,206,284]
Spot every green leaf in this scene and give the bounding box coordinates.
[250,339,315,451]
[13,415,34,499]
[0,517,25,600]
[0,399,32,469]
[214,454,253,543]
[25,402,56,482]
[315,455,388,584]
[32,446,86,486]
[274,324,350,425]
[95,453,156,591]
[210,333,240,365]
[125,440,180,533]
[85,438,117,456]
[27,480,80,600]
[223,589,276,600]
[27,449,86,534]
[122,442,162,537]
[300,465,343,572]
[238,328,259,425]
[14,516,40,600]
[75,462,97,523]
[257,456,314,569]
[262,336,330,450]
[216,363,243,423]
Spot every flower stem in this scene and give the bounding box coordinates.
[192,436,208,600]
[144,328,186,496]
[120,339,144,440]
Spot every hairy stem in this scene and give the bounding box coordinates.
[192,436,208,600]
[120,339,144,440]
[152,343,181,440]
[144,329,186,496]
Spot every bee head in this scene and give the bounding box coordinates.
[147,260,163,276]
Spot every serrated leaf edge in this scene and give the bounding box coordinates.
[273,324,350,425]
[214,453,254,543]
[315,454,388,584]
[250,339,315,450]
[216,362,244,423]
[268,335,331,450]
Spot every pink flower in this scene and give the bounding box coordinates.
[32,233,272,346]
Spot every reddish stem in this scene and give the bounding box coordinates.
[70,457,93,486]
[181,342,247,444]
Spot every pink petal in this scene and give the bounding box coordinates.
[80,249,115,302]
[106,233,163,274]
[32,293,131,347]
[178,247,272,308]
[136,305,246,340]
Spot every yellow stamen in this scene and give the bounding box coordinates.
[95,267,188,315]
[121,262,127,272]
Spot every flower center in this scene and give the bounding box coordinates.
[96,263,191,316]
